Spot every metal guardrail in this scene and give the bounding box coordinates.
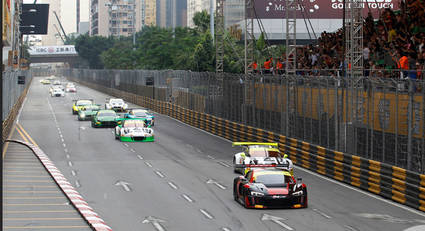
[61,68,425,174]
[59,78,425,212]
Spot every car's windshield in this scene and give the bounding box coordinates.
[110,99,123,104]
[133,110,148,117]
[98,111,116,117]
[77,100,92,106]
[123,120,146,128]
[83,106,98,111]
[248,148,268,157]
[254,173,291,186]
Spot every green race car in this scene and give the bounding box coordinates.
[91,110,119,128]
[78,104,101,121]
[114,119,154,142]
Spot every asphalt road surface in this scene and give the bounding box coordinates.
[15,76,425,231]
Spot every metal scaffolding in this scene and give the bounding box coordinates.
[345,0,363,78]
[244,0,255,75]
[285,0,297,76]
[216,0,225,75]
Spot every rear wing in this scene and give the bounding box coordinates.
[232,142,278,147]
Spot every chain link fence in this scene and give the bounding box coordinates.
[2,70,33,121]
[60,68,425,174]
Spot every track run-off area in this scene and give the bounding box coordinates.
[10,76,425,231]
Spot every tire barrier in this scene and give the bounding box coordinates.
[69,78,425,212]
[5,140,113,231]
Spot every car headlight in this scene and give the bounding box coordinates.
[96,121,101,124]
[292,190,303,196]
[250,191,264,196]
[123,104,128,109]
[80,113,85,118]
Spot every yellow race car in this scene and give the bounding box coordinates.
[72,99,94,115]
[40,79,51,84]
[232,142,294,175]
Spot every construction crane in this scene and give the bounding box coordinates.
[53,11,68,41]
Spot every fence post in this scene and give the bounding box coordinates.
[407,79,413,170]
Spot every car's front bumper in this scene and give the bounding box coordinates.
[93,121,117,127]
[246,195,305,209]
[119,136,154,142]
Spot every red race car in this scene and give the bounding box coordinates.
[233,166,307,209]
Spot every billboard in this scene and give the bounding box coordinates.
[2,0,12,45]
[254,0,399,19]
[28,45,78,56]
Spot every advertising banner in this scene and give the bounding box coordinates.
[2,0,12,45]
[28,45,78,56]
[254,0,400,19]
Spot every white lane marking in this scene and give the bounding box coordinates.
[145,162,153,168]
[155,171,165,178]
[199,209,214,219]
[261,214,293,230]
[167,182,178,190]
[115,181,132,192]
[64,148,68,153]
[206,179,226,190]
[344,225,358,231]
[16,96,28,123]
[111,131,114,134]
[295,166,425,218]
[66,154,70,159]
[137,155,144,160]
[75,180,81,188]
[68,161,73,167]
[71,170,77,176]
[61,138,65,142]
[207,155,215,160]
[218,161,230,168]
[142,216,166,231]
[62,143,66,148]
[182,194,194,203]
[130,149,135,153]
[60,134,63,138]
[123,143,129,147]
[312,208,332,219]
[221,228,231,231]
[404,225,425,231]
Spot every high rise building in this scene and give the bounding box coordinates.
[144,0,156,26]
[90,0,149,37]
[41,0,62,45]
[156,0,186,28]
[187,0,212,28]
[78,0,90,34]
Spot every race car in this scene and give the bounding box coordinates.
[105,98,128,112]
[65,83,77,92]
[91,110,119,128]
[40,79,51,84]
[232,142,293,175]
[53,80,61,85]
[49,87,65,97]
[114,119,154,142]
[233,167,307,209]
[78,104,101,121]
[72,99,94,115]
[124,109,155,126]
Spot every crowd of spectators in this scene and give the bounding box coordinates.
[254,0,425,79]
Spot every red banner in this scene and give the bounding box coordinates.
[254,0,400,19]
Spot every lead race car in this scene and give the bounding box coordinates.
[232,142,294,175]
[114,119,154,142]
[233,167,307,209]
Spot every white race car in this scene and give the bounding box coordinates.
[114,119,154,142]
[65,83,77,92]
[50,87,65,97]
[232,142,294,175]
[105,98,128,112]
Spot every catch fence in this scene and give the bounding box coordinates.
[60,68,425,174]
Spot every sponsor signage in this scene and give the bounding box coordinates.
[2,0,12,45]
[254,0,399,19]
[28,45,78,55]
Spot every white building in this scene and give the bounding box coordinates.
[41,0,63,45]
[187,0,214,28]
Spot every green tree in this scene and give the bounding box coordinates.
[75,34,115,69]
[101,41,136,69]
[192,31,214,72]
[193,10,210,33]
